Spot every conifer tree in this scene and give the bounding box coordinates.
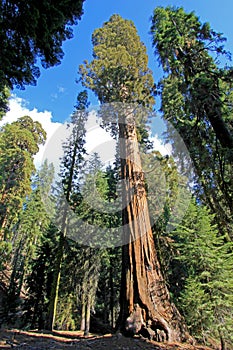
[150,6,233,240]
[48,155,121,332]
[171,200,233,349]
[23,223,59,329]
[79,14,189,341]
[77,159,122,331]
[6,161,54,317]
[46,91,89,330]
[0,116,46,295]
[0,116,46,238]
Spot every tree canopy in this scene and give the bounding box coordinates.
[79,14,155,107]
[150,6,233,239]
[0,0,85,90]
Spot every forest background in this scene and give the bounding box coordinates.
[0,1,233,350]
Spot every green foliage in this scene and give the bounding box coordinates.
[95,247,121,327]
[150,6,227,74]
[79,14,155,107]
[0,0,85,90]
[142,151,179,222]
[6,162,54,309]
[79,14,155,154]
[0,86,10,120]
[0,241,11,271]
[23,224,59,329]
[53,157,122,330]
[45,91,89,330]
[59,91,89,202]
[169,200,233,347]
[0,118,47,326]
[150,6,233,240]
[55,293,77,330]
[0,116,46,239]
[77,154,121,248]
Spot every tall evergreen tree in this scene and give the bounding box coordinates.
[170,200,233,349]
[46,91,89,330]
[0,116,46,266]
[23,223,59,329]
[6,161,54,318]
[150,6,233,240]
[79,14,189,341]
[77,154,122,334]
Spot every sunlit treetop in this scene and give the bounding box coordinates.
[150,6,230,75]
[79,14,155,108]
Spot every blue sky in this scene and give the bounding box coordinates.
[13,0,233,124]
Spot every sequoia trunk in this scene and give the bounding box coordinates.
[118,108,190,342]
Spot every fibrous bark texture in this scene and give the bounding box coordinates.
[118,108,190,343]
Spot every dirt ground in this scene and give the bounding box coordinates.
[0,329,215,350]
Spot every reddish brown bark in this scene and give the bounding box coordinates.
[118,108,190,342]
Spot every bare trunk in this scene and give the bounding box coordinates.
[84,297,91,336]
[80,293,86,331]
[80,248,101,335]
[109,257,115,328]
[80,295,91,336]
[45,233,63,331]
[118,108,190,342]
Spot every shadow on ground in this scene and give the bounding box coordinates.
[0,328,214,349]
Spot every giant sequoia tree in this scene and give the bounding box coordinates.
[79,14,189,342]
[150,7,233,239]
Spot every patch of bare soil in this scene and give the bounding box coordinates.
[0,329,214,350]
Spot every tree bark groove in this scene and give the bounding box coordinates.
[118,108,190,342]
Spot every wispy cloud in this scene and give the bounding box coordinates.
[58,86,66,93]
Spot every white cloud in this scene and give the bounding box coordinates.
[1,96,169,175]
[85,111,116,164]
[0,96,116,174]
[0,95,62,168]
[150,134,172,156]
[41,110,117,177]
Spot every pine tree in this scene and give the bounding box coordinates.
[79,14,189,341]
[0,116,46,302]
[48,156,121,332]
[76,153,104,335]
[6,161,54,319]
[78,160,122,331]
[45,91,89,330]
[170,200,233,349]
[150,6,233,240]
[0,116,46,238]
[23,223,59,329]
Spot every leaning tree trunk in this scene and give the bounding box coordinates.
[117,107,190,343]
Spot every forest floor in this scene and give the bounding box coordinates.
[0,329,215,350]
